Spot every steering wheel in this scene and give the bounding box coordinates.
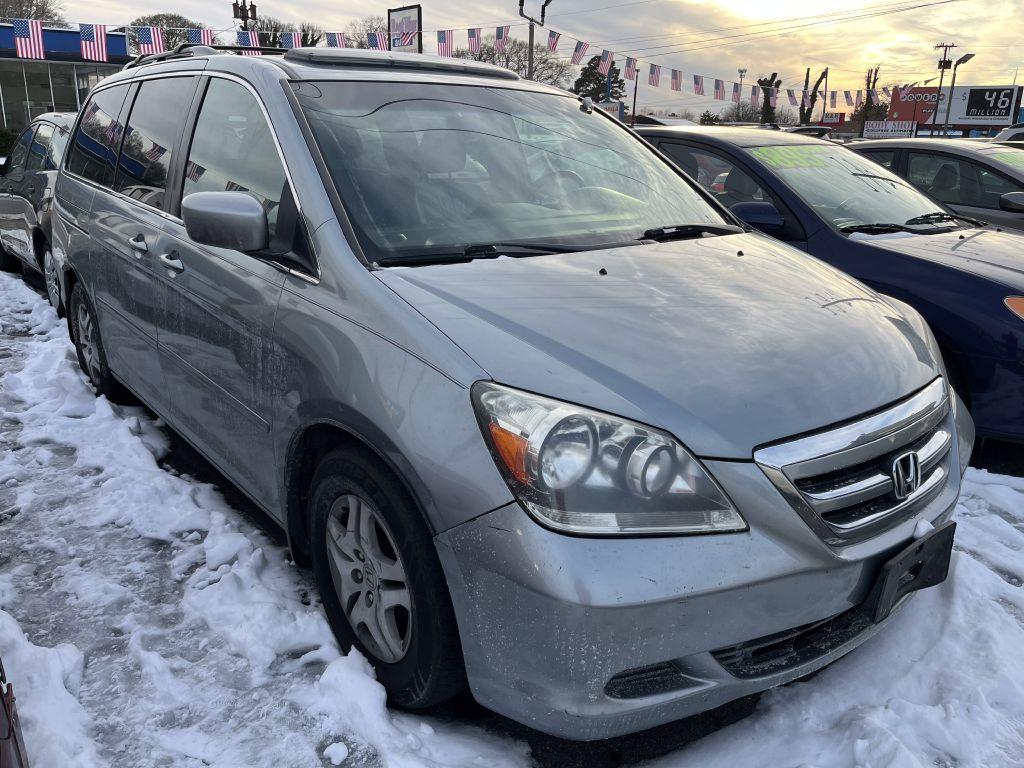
[536,169,586,203]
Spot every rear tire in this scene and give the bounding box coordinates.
[69,282,118,398]
[43,250,63,315]
[309,447,466,709]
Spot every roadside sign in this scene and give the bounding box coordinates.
[863,120,916,138]
[597,100,625,121]
[388,4,422,53]
[819,112,846,126]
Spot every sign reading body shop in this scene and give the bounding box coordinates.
[863,120,916,138]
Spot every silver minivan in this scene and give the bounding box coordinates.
[51,47,973,740]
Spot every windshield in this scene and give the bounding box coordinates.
[749,143,963,232]
[295,81,728,263]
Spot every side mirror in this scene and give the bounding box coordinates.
[181,191,269,253]
[999,191,1024,214]
[730,201,785,234]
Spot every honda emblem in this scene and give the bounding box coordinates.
[892,451,922,500]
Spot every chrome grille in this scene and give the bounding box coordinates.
[754,378,951,544]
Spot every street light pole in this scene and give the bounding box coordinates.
[737,67,747,120]
[519,0,553,81]
[941,52,974,136]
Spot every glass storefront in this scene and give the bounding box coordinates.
[0,60,119,131]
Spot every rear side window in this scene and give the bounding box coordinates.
[181,78,287,238]
[66,84,131,187]
[907,152,976,206]
[116,77,197,209]
[48,124,70,169]
[7,127,33,172]
[27,123,53,171]
[860,149,895,169]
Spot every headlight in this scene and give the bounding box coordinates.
[1006,296,1024,321]
[472,382,746,536]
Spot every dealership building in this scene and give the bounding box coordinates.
[0,25,128,132]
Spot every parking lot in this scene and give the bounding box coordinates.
[2,270,1023,767]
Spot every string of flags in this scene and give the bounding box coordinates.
[4,17,904,107]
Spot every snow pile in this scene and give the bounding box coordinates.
[1,269,1023,768]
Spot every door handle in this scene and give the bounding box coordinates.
[127,234,148,255]
[25,186,35,195]
[158,252,184,272]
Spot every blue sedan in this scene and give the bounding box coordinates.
[636,126,1024,444]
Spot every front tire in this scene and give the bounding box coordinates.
[43,250,63,315]
[309,447,466,709]
[69,282,117,398]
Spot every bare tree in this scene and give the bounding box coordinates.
[300,22,323,47]
[344,15,387,49]
[454,36,571,89]
[798,67,827,124]
[757,72,782,124]
[0,0,65,24]
[130,13,206,49]
[253,15,289,47]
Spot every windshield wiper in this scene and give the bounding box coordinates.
[904,211,983,227]
[640,224,744,242]
[462,242,582,258]
[838,223,914,234]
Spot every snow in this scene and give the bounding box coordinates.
[1,269,1023,767]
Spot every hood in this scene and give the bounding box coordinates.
[377,234,940,459]
[850,228,1024,287]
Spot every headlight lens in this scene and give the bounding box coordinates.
[472,382,746,535]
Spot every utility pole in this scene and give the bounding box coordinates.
[933,42,956,135]
[232,1,258,31]
[518,0,553,81]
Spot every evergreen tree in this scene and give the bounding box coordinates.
[572,55,626,101]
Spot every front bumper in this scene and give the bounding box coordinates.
[435,399,971,741]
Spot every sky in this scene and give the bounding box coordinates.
[62,0,1024,116]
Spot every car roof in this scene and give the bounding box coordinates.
[34,112,75,128]
[101,46,569,97]
[853,138,996,154]
[852,137,1024,175]
[634,125,825,149]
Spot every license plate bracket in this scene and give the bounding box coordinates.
[868,520,956,623]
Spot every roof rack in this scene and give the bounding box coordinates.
[122,43,286,71]
[282,47,520,80]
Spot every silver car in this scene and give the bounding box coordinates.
[51,47,973,740]
[853,138,1024,230]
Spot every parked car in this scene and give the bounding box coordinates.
[849,138,1024,231]
[52,48,972,741]
[637,125,1024,444]
[0,112,74,312]
[1,657,30,768]
[991,123,1024,142]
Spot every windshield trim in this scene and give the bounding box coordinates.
[288,79,743,268]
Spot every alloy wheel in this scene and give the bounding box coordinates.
[76,301,101,384]
[43,251,60,311]
[325,493,413,663]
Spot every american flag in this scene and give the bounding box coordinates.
[769,88,777,108]
[187,28,215,46]
[787,89,798,106]
[692,75,704,95]
[731,82,740,103]
[547,30,559,52]
[326,32,346,48]
[714,79,725,100]
[843,90,854,106]
[648,64,660,87]
[671,69,682,92]
[80,24,107,62]
[137,26,164,55]
[494,25,510,53]
[867,89,878,105]
[570,41,589,65]
[467,27,481,54]
[855,90,863,108]
[750,84,759,105]
[237,30,261,55]
[367,32,388,50]
[280,32,297,49]
[881,86,891,98]
[143,141,166,163]
[185,161,205,183]
[225,180,249,192]
[598,50,613,76]
[436,30,453,57]
[13,19,44,60]
[104,119,123,147]
[623,57,636,81]
[801,90,810,108]
[400,30,416,47]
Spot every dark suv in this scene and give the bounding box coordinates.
[51,47,970,740]
[0,112,74,312]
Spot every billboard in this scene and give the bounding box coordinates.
[388,4,422,53]
[940,86,1021,125]
[888,86,941,124]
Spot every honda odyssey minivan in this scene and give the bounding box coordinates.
[51,47,973,740]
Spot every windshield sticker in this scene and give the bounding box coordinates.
[750,145,830,169]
